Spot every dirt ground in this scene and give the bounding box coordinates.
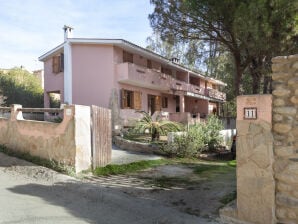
[0,152,235,223]
[83,161,236,222]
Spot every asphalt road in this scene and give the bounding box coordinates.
[0,152,219,224]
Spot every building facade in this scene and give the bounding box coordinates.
[39,27,226,129]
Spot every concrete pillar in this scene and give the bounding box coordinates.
[63,41,72,104]
[10,104,23,121]
[179,94,185,113]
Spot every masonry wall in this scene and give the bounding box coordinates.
[272,55,298,223]
[236,95,275,224]
[0,105,91,173]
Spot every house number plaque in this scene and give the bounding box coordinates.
[244,107,257,120]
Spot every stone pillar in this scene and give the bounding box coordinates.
[272,55,298,223]
[220,95,276,224]
[236,95,275,224]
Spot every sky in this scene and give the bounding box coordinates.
[0,0,154,71]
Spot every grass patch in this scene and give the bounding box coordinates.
[0,145,75,176]
[143,176,195,188]
[193,161,235,178]
[227,160,236,167]
[93,159,169,176]
[220,191,237,205]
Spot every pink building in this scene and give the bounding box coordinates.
[39,26,226,129]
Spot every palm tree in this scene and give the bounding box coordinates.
[133,111,182,141]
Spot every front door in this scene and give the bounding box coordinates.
[148,95,161,115]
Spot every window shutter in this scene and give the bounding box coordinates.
[52,56,60,73]
[60,53,64,72]
[121,89,126,109]
[155,96,162,111]
[133,91,142,110]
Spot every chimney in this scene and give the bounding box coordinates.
[171,57,179,64]
[63,25,73,41]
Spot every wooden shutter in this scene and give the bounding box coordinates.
[121,89,126,109]
[52,56,60,73]
[60,53,64,72]
[133,91,142,110]
[155,96,162,111]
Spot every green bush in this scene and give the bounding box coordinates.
[203,115,224,150]
[164,115,223,157]
[0,68,43,107]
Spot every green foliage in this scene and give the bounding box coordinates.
[164,115,223,157]
[93,159,169,176]
[164,126,205,158]
[133,111,183,141]
[0,68,43,107]
[49,96,60,108]
[203,115,224,150]
[146,32,205,71]
[149,0,298,96]
[222,100,236,117]
[227,160,237,168]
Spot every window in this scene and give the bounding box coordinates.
[123,51,133,63]
[147,59,152,69]
[161,67,172,76]
[52,53,64,74]
[162,96,168,108]
[121,89,142,110]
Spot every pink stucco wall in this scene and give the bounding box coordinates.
[43,56,64,107]
[72,44,114,108]
[185,96,208,117]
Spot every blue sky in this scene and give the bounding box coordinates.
[0,0,154,71]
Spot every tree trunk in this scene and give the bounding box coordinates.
[250,57,262,94]
[252,74,261,94]
[263,76,272,94]
[233,54,242,96]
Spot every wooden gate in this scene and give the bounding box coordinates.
[91,105,112,168]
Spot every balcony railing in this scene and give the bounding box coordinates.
[116,62,226,101]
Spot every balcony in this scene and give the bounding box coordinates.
[206,89,226,101]
[116,62,226,101]
[116,63,188,92]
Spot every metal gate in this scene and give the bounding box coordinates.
[91,105,112,168]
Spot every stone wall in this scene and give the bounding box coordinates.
[113,136,161,154]
[272,55,298,223]
[0,104,91,173]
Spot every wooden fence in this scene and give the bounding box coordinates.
[91,105,112,168]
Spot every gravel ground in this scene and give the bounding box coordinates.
[0,152,224,224]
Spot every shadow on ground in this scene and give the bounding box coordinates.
[7,180,209,224]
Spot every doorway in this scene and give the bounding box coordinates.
[148,95,161,115]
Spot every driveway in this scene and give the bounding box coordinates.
[0,152,221,224]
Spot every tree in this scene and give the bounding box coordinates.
[146,32,205,71]
[0,68,44,107]
[133,111,182,141]
[149,0,297,96]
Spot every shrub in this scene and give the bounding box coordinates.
[0,68,43,107]
[203,115,224,150]
[163,125,205,157]
[164,115,223,157]
[133,111,183,141]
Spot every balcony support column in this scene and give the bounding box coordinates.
[179,94,185,113]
